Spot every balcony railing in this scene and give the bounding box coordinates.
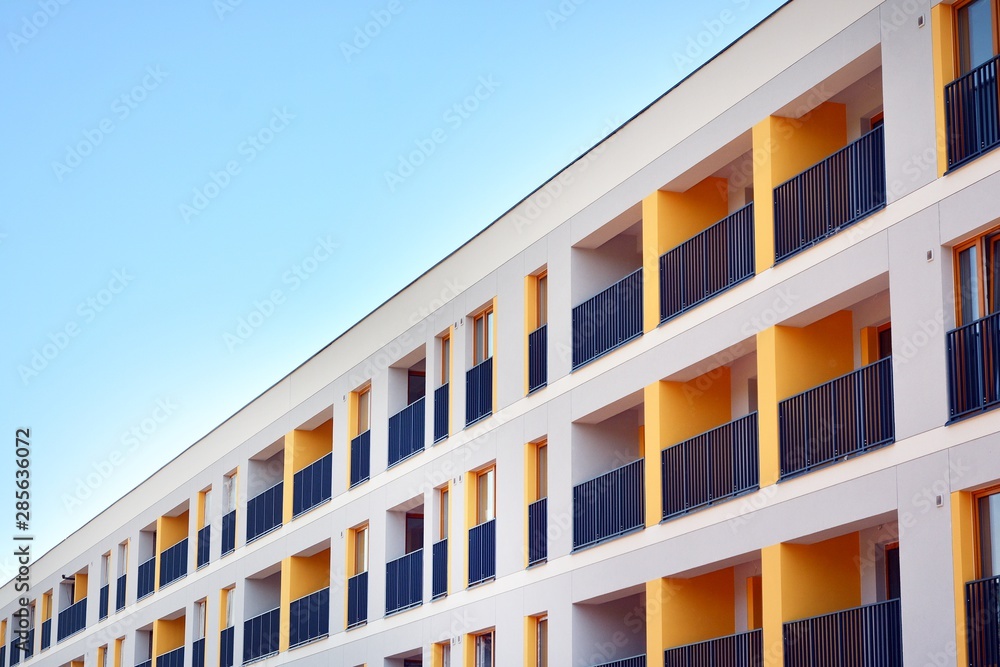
[466,357,493,425]
[56,597,87,641]
[661,412,759,520]
[528,324,548,393]
[386,550,423,614]
[246,481,283,543]
[663,629,762,667]
[40,619,50,650]
[292,452,332,517]
[10,630,31,666]
[137,556,155,599]
[946,55,1000,171]
[468,518,496,586]
[966,575,1000,667]
[783,599,902,667]
[660,203,755,323]
[99,583,109,620]
[192,638,205,667]
[156,646,184,667]
[572,268,643,370]
[347,571,369,629]
[434,383,450,442]
[220,626,235,667]
[243,607,280,663]
[197,525,210,568]
[774,125,885,262]
[1,644,6,667]
[527,497,547,566]
[432,538,448,599]
[221,509,236,556]
[159,537,189,588]
[389,397,425,467]
[947,310,1000,421]
[116,573,127,611]
[593,655,645,667]
[289,587,330,648]
[350,430,371,487]
[136,660,152,667]
[779,357,894,479]
[573,458,644,551]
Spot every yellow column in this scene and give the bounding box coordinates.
[463,633,475,667]
[931,5,956,176]
[279,557,292,652]
[952,491,976,667]
[524,276,539,396]
[523,442,539,567]
[523,616,538,667]
[74,574,87,602]
[663,568,735,648]
[643,382,668,527]
[151,618,185,659]
[646,579,670,663]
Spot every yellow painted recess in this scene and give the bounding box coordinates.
[524,276,539,396]
[40,592,50,621]
[643,382,668,527]
[663,567,736,648]
[752,102,847,273]
[197,490,207,529]
[747,575,763,630]
[114,637,125,667]
[152,617,185,657]
[282,549,331,648]
[431,642,445,667]
[464,471,477,587]
[645,579,670,662]
[70,661,83,667]
[219,588,230,631]
[74,574,87,603]
[523,616,538,667]
[491,297,499,414]
[951,491,976,667]
[523,442,539,567]
[663,367,732,446]
[931,4,955,177]
[97,646,107,667]
[283,420,333,522]
[860,326,879,366]
[155,511,190,591]
[347,390,361,488]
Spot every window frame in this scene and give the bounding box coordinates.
[357,385,371,435]
[536,442,548,501]
[473,305,495,366]
[441,335,451,387]
[353,524,370,575]
[974,484,1000,578]
[439,487,450,541]
[953,228,1000,325]
[954,0,999,74]
[536,271,548,329]
[476,466,496,526]
[536,615,548,667]
[474,629,495,667]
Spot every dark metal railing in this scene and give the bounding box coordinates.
[661,412,759,520]
[192,638,205,667]
[242,607,280,663]
[660,203,755,322]
[527,497,547,566]
[386,549,423,614]
[56,597,87,641]
[528,324,548,393]
[434,383,450,442]
[432,538,448,599]
[221,509,236,556]
[159,537,189,588]
[966,575,1000,667]
[946,54,1000,171]
[8,641,16,667]
[572,268,643,370]
[947,310,1000,421]
[468,518,496,586]
[0,644,6,667]
[116,573,127,611]
[220,626,235,667]
[347,571,369,629]
[197,525,210,569]
[40,619,50,650]
[466,357,493,426]
[246,481,283,543]
[292,452,332,517]
[156,646,184,667]
[99,583,109,619]
[783,599,902,667]
[774,125,885,262]
[289,587,330,648]
[136,661,152,667]
[350,430,371,487]
[573,458,644,550]
[663,628,762,667]
[592,655,645,667]
[9,630,33,666]
[779,357,894,479]
[137,556,156,599]
[389,397,426,467]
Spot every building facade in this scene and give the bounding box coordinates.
[6,0,1000,665]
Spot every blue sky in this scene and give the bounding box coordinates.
[1,0,784,565]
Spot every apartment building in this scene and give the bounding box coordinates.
[6,0,1000,665]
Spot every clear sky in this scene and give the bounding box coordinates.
[1,0,784,571]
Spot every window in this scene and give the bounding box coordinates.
[99,645,108,667]
[884,543,901,600]
[224,472,237,513]
[115,637,125,667]
[475,630,494,667]
[405,513,424,554]
[477,467,496,525]
[537,272,548,328]
[195,600,207,639]
[438,642,451,667]
[957,0,996,74]
[224,587,234,629]
[203,488,213,524]
[441,335,451,386]
[357,387,371,434]
[536,616,548,667]
[407,370,426,404]
[354,525,369,575]
[978,488,1000,577]
[954,229,1000,325]
[101,553,110,586]
[877,323,892,360]
[440,487,450,540]
[536,443,548,500]
[473,306,495,365]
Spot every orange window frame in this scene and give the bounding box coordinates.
[441,334,451,386]
[473,306,494,365]
[476,465,496,525]
[953,227,1000,325]
[536,271,548,328]
[439,487,449,541]
[356,385,371,434]
[953,0,1000,73]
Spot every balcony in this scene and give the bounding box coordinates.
[242,607,279,663]
[159,537,189,588]
[197,525,210,569]
[191,638,205,667]
[659,203,755,323]
[945,55,1000,171]
[661,412,759,520]
[946,311,1000,421]
[773,125,885,262]
[528,324,548,392]
[220,626,235,667]
[779,357,894,479]
[663,629,762,667]
[347,571,368,629]
[136,660,151,667]
[156,647,184,667]
[0,644,5,667]
[573,459,644,551]
[966,575,1000,667]
[221,509,236,556]
[246,481,283,543]
[289,587,330,648]
[99,583,109,620]
[56,597,86,641]
[572,269,643,370]
[468,518,496,586]
[115,573,126,611]
[783,599,902,666]
[10,630,33,665]
[388,397,425,467]
[434,383,449,442]
[593,656,645,667]
[137,556,155,599]
[292,452,332,517]
[527,497,547,566]
[466,358,493,426]
[40,618,50,650]
[385,550,423,614]
[431,538,448,600]
[350,431,371,487]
